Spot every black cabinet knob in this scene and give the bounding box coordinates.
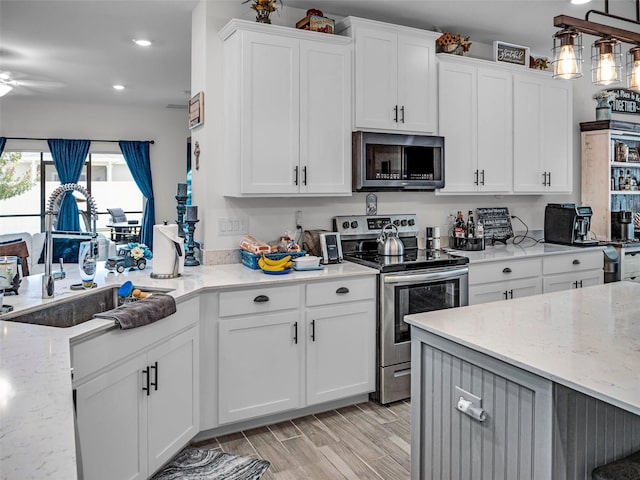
[254,295,269,303]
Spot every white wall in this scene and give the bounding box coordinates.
[0,98,190,231]
[191,2,580,255]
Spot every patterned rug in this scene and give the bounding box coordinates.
[151,447,270,480]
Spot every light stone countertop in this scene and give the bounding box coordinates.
[0,260,377,480]
[445,239,604,263]
[405,281,640,416]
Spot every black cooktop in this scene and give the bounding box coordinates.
[344,249,469,273]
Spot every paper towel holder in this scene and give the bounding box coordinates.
[151,230,184,279]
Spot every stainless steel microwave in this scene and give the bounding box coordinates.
[353,131,445,191]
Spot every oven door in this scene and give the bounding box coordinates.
[380,266,469,367]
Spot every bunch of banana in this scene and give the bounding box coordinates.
[258,255,294,271]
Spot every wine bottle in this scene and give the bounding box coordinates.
[466,210,475,239]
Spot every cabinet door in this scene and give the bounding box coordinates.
[218,310,303,424]
[397,33,437,133]
[470,277,542,305]
[240,31,300,194]
[540,78,572,193]
[76,355,148,480]
[477,67,512,193]
[438,61,477,193]
[147,327,199,474]
[306,301,376,405]
[299,39,351,194]
[543,270,603,293]
[353,27,398,130]
[513,75,545,192]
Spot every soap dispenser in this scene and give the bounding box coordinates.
[78,240,97,288]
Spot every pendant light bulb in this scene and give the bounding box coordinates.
[552,29,583,79]
[592,38,622,86]
[627,47,640,91]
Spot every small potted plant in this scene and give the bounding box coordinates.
[593,90,617,120]
[242,0,282,24]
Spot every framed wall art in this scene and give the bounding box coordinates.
[189,91,204,129]
[493,41,530,67]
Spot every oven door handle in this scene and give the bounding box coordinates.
[383,267,468,285]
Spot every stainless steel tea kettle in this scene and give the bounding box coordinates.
[377,224,405,256]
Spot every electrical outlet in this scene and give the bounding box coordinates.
[295,210,303,229]
[217,217,249,236]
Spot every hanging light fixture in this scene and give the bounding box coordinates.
[627,46,640,90]
[552,28,583,79]
[592,37,622,85]
[554,0,640,88]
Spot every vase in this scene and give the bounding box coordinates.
[255,9,271,23]
[596,106,612,121]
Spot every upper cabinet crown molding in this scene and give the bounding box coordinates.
[219,18,352,45]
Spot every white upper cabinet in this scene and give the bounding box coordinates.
[513,73,573,193]
[338,17,439,134]
[220,20,352,197]
[437,57,513,194]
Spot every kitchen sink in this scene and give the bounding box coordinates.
[1,285,174,328]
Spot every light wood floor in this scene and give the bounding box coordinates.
[192,400,411,480]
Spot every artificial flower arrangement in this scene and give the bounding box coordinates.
[242,0,282,23]
[127,242,153,261]
[436,32,472,55]
[594,90,617,107]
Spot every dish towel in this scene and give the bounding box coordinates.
[94,293,177,329]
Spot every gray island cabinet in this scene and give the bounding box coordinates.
[406,282,640,480]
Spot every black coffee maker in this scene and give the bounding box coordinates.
[611,211,635,242]
[544,203,599,246]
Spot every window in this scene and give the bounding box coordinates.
[0,150,143,236]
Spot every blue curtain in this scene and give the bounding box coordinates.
[119,141,155,248]
[47,139,91,232]
[0,137,6,156]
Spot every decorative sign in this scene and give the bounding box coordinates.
[476,207,514,244]
[607,88,640,115]
[189,92,204,129]
[493,41,530,67]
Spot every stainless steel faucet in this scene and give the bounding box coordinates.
[42,183,98,298]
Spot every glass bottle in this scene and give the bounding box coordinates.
[466,210,475,238]
[619,169,626,190]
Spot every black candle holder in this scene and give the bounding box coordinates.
[184,219,200,266]
[175,194,188,238]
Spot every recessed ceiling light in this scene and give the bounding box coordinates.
[133,39,152,47]
[570,0,592,4]
[113,84,125,90]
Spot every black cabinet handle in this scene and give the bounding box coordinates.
[480,170,485,186]
[509,289,514,299]
[254,295,269,303]
[293,321,298,344]
[150,361,158,391]
[630,253,637,256]
[394,105,398,123]
[503,290,509,300]
[503,267,512,273]
[572,259,580,265]
[142,366,150,396]
[631,276,637,280]
[548,171,552,187]
[573,280,578,288]
[578,280,583,288]
[311,319,316,342]
[542,172,547,186]
[400,106,405,123]
[336,287,350,294]
[474,169,479,186]
[294,166,299,186]
[303,166,307,186]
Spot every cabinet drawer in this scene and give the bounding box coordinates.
[306,276,376,307]
[469,258,541,285]
[623,251,640,276]
[219,285,300,317]
[542,250,602,275]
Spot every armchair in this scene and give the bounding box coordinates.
[107,208,140,244]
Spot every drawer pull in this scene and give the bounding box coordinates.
[502,267,512,273]
[253,295,269,303]
[150,361,158,391]
[311,319,316,342]
[293,322,298,344]
[142,367,150,396]
[572,259,580,265]
[336,287,350,294]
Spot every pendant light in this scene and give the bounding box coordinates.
[592,38,622,85]
[627,46,640,91]
[552,28,583,79]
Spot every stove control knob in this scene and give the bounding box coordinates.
[408,219,415,226]
[342,221,350,229]
[393,220,401,226]
[350,221,358,229]
[400,219,408,226]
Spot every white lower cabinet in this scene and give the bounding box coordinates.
[217,276,376,425]
[470,276,542,305]
[73,298,199,480]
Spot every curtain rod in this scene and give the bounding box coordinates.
[2,136,155,144]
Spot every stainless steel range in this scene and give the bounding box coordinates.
[333,214,469,404]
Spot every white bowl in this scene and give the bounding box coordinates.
[293,255,321,268]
